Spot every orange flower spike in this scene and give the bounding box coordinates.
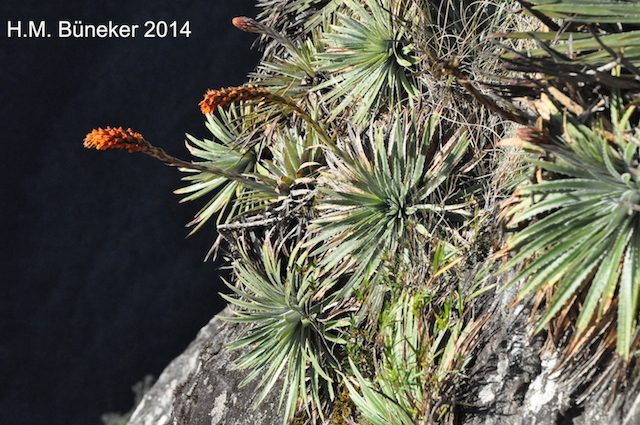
[199,85,282,114]
[84,127,148,153]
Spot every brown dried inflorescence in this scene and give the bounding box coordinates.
[231,16,265,34]
[84,127,149,153]
[199,85,287,114]
[515,126,553,146]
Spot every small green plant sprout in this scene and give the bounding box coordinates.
[221,241,355,423]
[345,288,480,425]
[347,290,426,425]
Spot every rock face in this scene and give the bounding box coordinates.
[128,307,285,425]
[128,272,640,425]
[455,271,640,425]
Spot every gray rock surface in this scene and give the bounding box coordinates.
[457,271,640,425]
[128,307,285,425]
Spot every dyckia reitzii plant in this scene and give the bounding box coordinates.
[499,97,640,359]
[221,241,353,423]
[317,0,420,126]
[309,111,472,289]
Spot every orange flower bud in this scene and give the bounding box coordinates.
[84,127,148,153]
[231,16,265,34]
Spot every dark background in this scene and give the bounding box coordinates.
[1,1,261,424]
